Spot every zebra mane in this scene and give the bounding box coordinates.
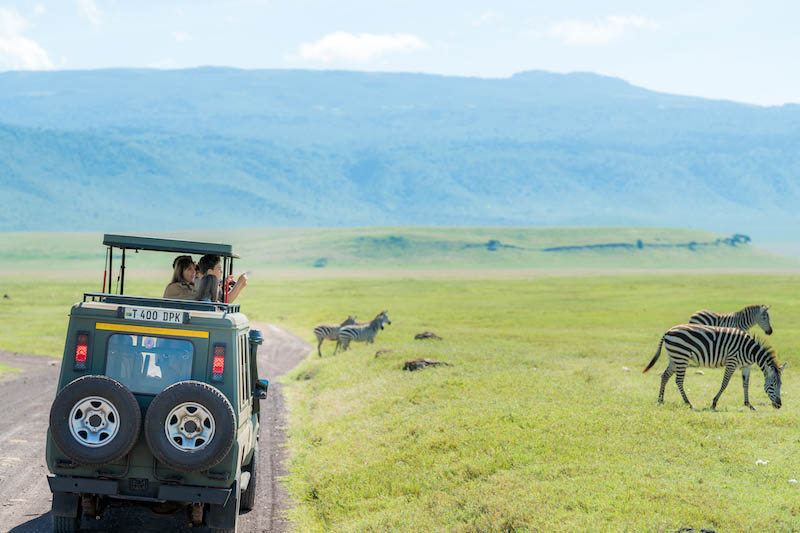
[742,304,763,313]
[754,336,779,368]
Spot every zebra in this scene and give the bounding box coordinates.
[337,311,391,353]
[643,324,785,410]
[689,304,772,335]
[313,315,357,357]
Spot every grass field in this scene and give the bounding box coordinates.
[0,227,795,272]
[2,228,799,530]
[245,275,800,532]
[3,271,800,531]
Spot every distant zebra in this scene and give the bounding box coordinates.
[643,324,785,410]
[337,311,391,353]
[689,304,772,335]
[314,315,357,357]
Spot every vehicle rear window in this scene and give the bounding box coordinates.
[106,334,194,395]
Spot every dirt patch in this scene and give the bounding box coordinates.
[414,331,443,340]
[403,358,453,371]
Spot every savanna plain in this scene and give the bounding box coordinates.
[2,231,800,531]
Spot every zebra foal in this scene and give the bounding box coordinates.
[689,304,772,335]
[337,311,391,353]
[314,315,357,357]
[643,324,785,410]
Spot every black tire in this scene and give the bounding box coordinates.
[49,375,141,466]
[144,380,235,473]
[240,445,258,511]
[208,482,240,532]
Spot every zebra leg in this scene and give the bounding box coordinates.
[741,365,755,410]
[317,338,324,357]
[333,339,340,356]
[711,363,737,410]
[658,360,675,403]
[674,366,693,409]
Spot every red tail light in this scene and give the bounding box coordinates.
[74,333,89,371]
[211,344,225,382]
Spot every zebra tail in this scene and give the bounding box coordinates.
[642,336,665,373]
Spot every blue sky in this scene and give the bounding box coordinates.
[0,0,797,106]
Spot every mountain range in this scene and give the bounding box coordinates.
[2,68,799,238]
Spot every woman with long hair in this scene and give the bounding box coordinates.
[163,255,197,299]
[195,274,220,302]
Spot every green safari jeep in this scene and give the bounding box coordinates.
[46,235,268,532]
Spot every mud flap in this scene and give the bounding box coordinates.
[206,480,239,529]
[52,491,80,518]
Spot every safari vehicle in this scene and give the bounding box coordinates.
[46,235,268,532]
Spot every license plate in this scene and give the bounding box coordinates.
[123,307,187,324]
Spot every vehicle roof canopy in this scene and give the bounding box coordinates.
[103,234,239,258]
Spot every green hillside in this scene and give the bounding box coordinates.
[3,69,800,238]
[0,227,794,274]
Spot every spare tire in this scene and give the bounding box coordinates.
[49,375,141,466]
[144,380,235,473]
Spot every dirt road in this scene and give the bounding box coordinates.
[0,322,310,532]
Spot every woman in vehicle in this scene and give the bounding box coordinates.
[196,254,247,302]
[195,274,220,302]
[163,255,197,299]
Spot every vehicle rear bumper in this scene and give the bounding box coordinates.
[47,475,231,506]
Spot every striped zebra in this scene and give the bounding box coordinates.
[689,304,772,335]
[643,324,785,410]
[337,311,391,353]
[314,315,357,357]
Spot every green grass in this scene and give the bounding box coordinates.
[0,279,90,356]
[0,227,795,272]
[3,273,800,530]
[240,275,800,532]
[0,362,20,380]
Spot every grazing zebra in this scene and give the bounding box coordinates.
[643,324,785,410]
[337,311,391,353]
[689,304,773,335]
[313,315,357,357]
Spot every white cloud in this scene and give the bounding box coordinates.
[172,31,191,43]
[294,32,428,63]
[471,11,502,27]
[0,7,24,35]
[77,0,101,25]
[0,7,53,70]
[550,15,658,45]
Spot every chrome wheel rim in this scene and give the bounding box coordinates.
[68,396,121,448]
[164,402,215,452]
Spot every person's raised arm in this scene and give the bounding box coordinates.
[226,272,248,303]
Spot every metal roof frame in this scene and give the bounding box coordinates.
[102,234,238,258]
[101,234,238,296]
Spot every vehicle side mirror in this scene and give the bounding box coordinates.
[254,378,268,399]
[249,329,264,345]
